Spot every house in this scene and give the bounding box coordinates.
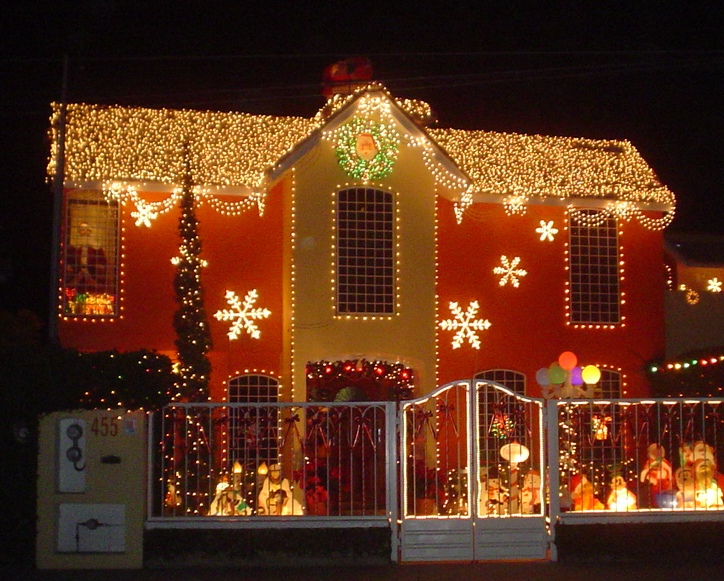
[52,67,724,568]
[48,74,676,406]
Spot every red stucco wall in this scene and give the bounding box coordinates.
[436,197,666,397]
[58,183,286,400]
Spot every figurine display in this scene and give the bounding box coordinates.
[639,443,673,507]
[606,475,638,511]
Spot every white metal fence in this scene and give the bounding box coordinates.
[548,398,724,523]
[147,395,724,534]
[148,401,396,523]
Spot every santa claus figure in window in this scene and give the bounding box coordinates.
[66,222,107,295]
[639,443,673,508]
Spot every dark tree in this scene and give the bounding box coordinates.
[172,175,212,402]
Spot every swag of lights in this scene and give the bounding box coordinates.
[104,182,265,227]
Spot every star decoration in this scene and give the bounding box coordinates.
[214,289,271,340]
[536,220,559,242]
[439,300,491,350]
[708,278,722,293]
[493,256,527,287]
[131,201,159,227]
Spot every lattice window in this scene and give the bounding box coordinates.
[335,187,395,315]
[475,369,526,395]
[593,368,622,399]
[569,210,620,325]
[228,374,280,403]
[227,375,280,470]
[62,190,120,317]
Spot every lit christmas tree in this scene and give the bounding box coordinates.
[173,174,212,402]
[170,167,214,515]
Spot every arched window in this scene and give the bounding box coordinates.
[228,374,280,403]
[227,374,280,469]
[335,187,395,316]
[475,369,526,395]
[594,368,622,399]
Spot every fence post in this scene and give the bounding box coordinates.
[388,401,400,562]
[146,410,155,520]
[546,399,560,561]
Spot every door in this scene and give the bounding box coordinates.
[399,380,548,562]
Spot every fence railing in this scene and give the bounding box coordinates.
[148,396,724,524]
[149,401,395,520]
[552,398,724,514]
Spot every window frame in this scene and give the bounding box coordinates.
[333,186,397,317]
[61,190,120,318]
[568,210,621,326]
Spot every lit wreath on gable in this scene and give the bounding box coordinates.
[334,118,399,181]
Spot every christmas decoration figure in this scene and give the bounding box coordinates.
[209,474,234,515]
[521,470,542,514]
[570,473,604,511]
[606,475,637,511]
[675,466,697,509]
[679,442,695,467]
[481,477,507,515]
[694,458,723,509]
[258,463,299,515]
[639,443,673,507]
[65,221,108,296]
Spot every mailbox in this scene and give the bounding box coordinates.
[36,410,146,569]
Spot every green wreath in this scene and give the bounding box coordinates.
[334,118,399,181]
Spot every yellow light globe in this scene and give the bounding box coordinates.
[581,365,601,385]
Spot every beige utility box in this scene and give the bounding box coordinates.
[36,409,146,569]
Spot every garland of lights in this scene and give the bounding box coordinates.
[333,118,399,181]
[306,359,415,401]
[105,182,265,228]
[647,350,724,398]
[650,354,724,374]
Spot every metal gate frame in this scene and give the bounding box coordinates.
[398,380,549,562]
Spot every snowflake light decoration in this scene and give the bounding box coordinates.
[214,289,271,340]
[536,220,559,242]
[708,277,722,293]
[131,200,159,227]
[493,255,527,287]
[439,300,491,350]
[503,195,528,216]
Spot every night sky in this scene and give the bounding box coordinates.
[1,2,723,322]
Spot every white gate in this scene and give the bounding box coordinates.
[399,380,548,562]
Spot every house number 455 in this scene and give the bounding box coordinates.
[90,416,119,437]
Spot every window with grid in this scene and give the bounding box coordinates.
[569,210,620,324]
[62,190,120,316]
[228,375,280,469]
[593,369,622,399]
[335,187,395,315]
[475,369,526,395]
